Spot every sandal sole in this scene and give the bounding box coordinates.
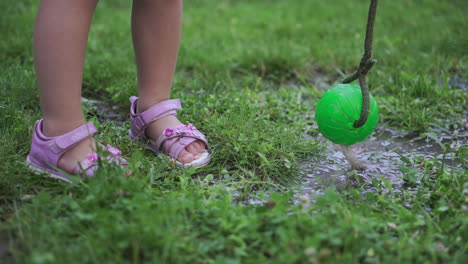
[130,130,211,168]
[144,144,211,168]
[26,156,73,183]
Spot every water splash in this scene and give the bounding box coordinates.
[338,145,366,171]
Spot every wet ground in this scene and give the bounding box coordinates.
[299,125,467,198]
[244,124,467,205]
[449,76,468,91]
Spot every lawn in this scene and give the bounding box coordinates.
[1,0,467,263]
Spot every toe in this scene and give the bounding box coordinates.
[186,141,205,160]
[186,143,199,155]
[194,141,206,153]
[178,149,194,163]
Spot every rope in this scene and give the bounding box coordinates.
[341,0,378,128]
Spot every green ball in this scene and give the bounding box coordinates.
[315,83,379,145]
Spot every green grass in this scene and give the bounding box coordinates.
[1,0,467,263]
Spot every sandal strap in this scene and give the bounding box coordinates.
[166,137,199,159]
[154,124,209,159]
[129,96,181,137]
[46,122,97,154]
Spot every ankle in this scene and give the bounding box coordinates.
[42,118,87,137]
[136,96,170,113]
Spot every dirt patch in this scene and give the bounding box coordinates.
[82,97,127,124]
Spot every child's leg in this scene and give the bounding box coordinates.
[34,0,98,173]
[132,0,205,163]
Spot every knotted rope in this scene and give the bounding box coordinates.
[341,0,379,128]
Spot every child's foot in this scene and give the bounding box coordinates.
[144,115,206,163]
[129,96,210,167]
[57,137,96,173]
[27,120,128,182]
[43,122,97,174]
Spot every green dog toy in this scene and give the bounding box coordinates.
[315,83,379,145]
[315,0,380,145]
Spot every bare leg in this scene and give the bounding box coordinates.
[34,0,98,172]
[132,0,204,163]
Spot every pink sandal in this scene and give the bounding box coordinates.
[26,120,128,183]
[129,96,211,168]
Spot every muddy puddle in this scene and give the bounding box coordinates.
[297,125,467,198]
